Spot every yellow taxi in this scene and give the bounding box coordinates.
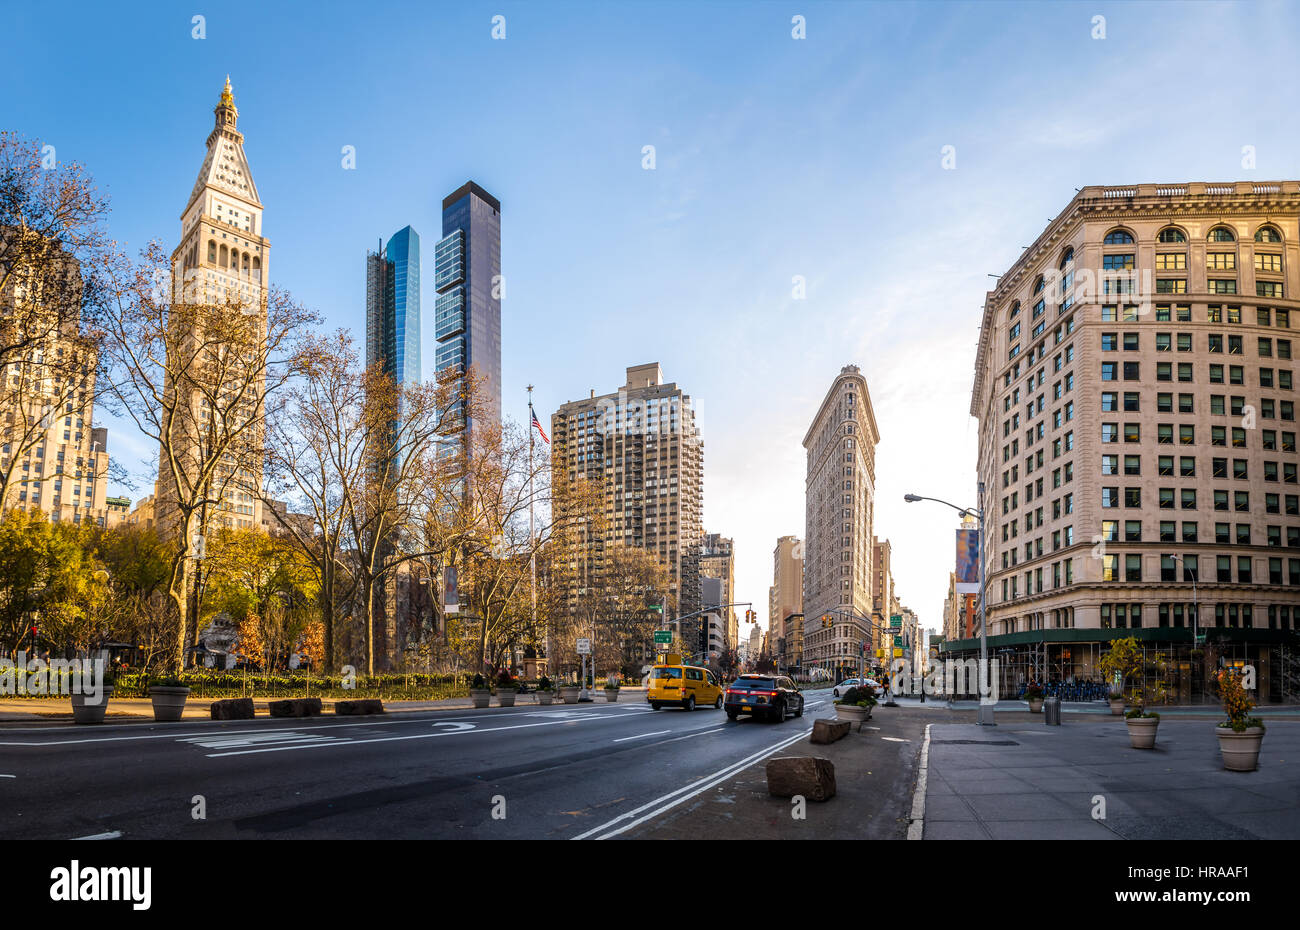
[647,656,723,711]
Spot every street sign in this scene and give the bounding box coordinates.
[648,604,663,614]
[576,638,591,654]
[890,614,902,628]
[654,630,672,644]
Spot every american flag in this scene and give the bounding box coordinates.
[531,408,550,444]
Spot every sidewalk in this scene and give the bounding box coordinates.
[920,717,1300,840]
[0,688,649,725]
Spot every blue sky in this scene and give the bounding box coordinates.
[5,0,1298,637]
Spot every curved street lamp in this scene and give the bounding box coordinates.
[905,486,994,725]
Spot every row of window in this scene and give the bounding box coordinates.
[1098,602,1296,631]
[1100,553,1300,583]
[1102,487,1300,514]
[1100,517,1300,543]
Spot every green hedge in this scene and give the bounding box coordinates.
[9,670,469,702]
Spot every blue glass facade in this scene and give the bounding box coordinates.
[435,182,501,427]
[366,224,421,390]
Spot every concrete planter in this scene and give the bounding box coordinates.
[469,688,491,709]
[537,691,554,706]
[497,688,517,708]
[149,686,191,722]
[1027,697,1043,713]
[834,703,869,724]
[71,686,113,724]
[1126,716,1159,749]
[603,689,620,703]
[1216,726,1265,772]
[1109,699,1125,715]
[560,686,581,705]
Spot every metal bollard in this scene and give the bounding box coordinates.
[1044,695,1061,725]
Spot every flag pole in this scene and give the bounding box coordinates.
[528,384,540,673]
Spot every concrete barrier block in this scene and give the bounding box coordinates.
[766,756,836,801]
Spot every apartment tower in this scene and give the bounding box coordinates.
[551,363,705,621]
[963,180,1300,703]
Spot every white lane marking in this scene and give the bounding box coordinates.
[907,723,932,841]
[71,831,122,840]
[179,731,350,751]
[432,722,475,732]
[863,726,881,731]
[804,701,825,709]
[573,727,812,840]
[203,715,611,758]
[0,774,15,778]
[612,729,672,743]
[881,737,910,743]
[661,726,726,744]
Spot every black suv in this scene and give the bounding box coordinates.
[724,675,804,722]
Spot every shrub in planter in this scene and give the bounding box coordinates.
[148,674,193,723]
[71,666,116,725]
[1124,707,1160,749]
[496,670,519,707]
[470,673,492,709]
[536,675,555,705]
[1024,683,1044,712]
[603,675,621,702]
[833,686,876,723]
[1215,670,1265,772]
[1108,690,1126,715]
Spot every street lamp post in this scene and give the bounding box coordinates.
[905,488,993,725]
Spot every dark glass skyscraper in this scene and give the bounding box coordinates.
[366,225,421,389]
[434,182,501,427]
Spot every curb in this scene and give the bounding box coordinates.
[907,722,932,840]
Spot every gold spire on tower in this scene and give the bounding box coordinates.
[219,75,234,107]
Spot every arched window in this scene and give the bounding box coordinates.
[1009,300,1020,319]
[1033,276,1046,295]
[242,253,251,278]
[1156,226,1186,243]
[1103,228,1134,245]
[1255,225,1282,243]
[1208,226,1236,242]
[251,257,261,282]
[207,240,217,263]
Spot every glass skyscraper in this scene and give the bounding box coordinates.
[366,225,421,389]
[434,181,501,427]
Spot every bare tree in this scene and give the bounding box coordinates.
[96,242,320,671]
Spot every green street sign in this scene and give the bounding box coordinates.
[654,630,672,644]
[648,604,664,614]
[890,614,902,627]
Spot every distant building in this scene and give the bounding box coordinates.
[435,181,501,430]
[700,533,736,646]
[367,225,421,389]
[803,365,880,680]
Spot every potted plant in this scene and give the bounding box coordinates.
[469,673,491,709]
[1098,636,1143,715]
[71,665,116,725]
[1215,669,1265,772]
[833,686,876,724]
[1024,682,1044,713]
[1124,687,1160,749]
[536,675,555,706]
[603,675,621,703]
[148,674,192,722]
[560,676,582,704]
[496,669,518,707]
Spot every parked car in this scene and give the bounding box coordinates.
[724,675,805,722]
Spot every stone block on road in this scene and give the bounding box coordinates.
[268,698,323,718]
[766,756,836,801]
[335,699,385,715]
[209,698,255,720]
[810,718,851,744]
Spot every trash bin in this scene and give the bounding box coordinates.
[1044,695,1061,725]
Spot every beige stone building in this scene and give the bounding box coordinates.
[802,365,880,679]
[963,181,1300,702]
[155,77,270,541]
[551,363,705,622]
[770,535,804,623]
[0,238,114,528]
[700,533,737,646]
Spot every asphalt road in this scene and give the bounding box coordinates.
[0,688,838,840]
